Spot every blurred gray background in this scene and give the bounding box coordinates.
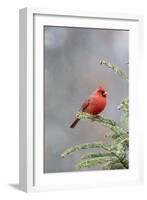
[44,26,129,173]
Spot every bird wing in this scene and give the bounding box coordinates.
[80,99,90,112]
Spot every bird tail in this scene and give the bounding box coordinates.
[70,118,80,128]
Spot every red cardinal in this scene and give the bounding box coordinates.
[70,85,107,128]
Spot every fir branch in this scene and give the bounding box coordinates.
[113,134,129,147]
[105,131,121,139]
[103,160,126,170]
[110,148,128,168]
[76,156,118,169]
[121,157,129,169]
[110,135,129,168]
[81,152,113,160]
[61,138,128,168]
[120,112,129,131]
[76,112,128,136]
[100,60,128,80]
[62,112,129,168]
[118,98,129,113]
[61,142,111,158]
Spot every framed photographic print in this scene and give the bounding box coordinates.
[19,8,144,192]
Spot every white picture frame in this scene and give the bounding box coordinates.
[19,7,144,192]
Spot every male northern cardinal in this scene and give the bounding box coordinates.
[70,85,107,128]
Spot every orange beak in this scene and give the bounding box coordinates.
[103,91,108,97]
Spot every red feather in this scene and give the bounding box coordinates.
[70,85,107,128]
